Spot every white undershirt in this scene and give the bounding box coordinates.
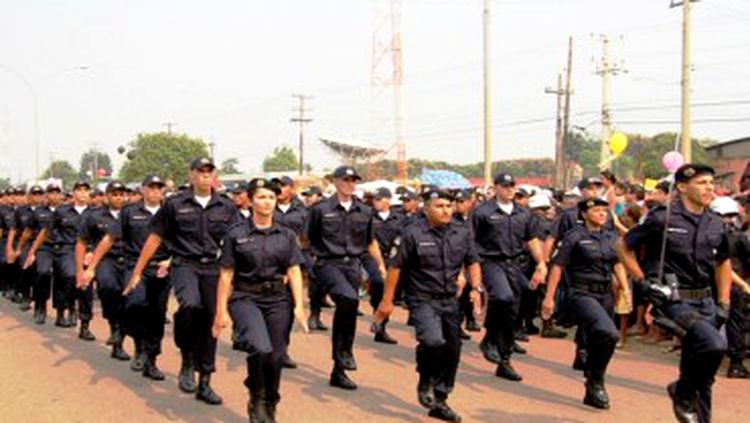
[378,211,390,221]
[497,201,514,215]
[110,209,120,220]
[240,209,251,218]
[194,195,211,209]
[277,203,291,214]
[339,201,352,212]
[145,205,160,216]
[74,205,88,215]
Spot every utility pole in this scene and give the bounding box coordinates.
[483,0,493,187]
[290,94,313,175]
[163,122,178,135]
[595,35,624,169]
[91,143,99,182]
[562,36,573,188]
[671,0,694,162]
[208,140,216,161]
[545,73,565,189]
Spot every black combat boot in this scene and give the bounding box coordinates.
[196,373,223,405]
[78,320,96,341]
[178,352,197,393]
[142,356,165,381]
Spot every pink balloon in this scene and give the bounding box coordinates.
[662,151,684,173]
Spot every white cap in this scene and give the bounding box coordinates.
[710,196,740,216]
[528,194,552,209]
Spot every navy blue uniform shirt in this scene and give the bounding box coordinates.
[553,225,619,286]
[109,202,169,262]
[220,220,305,285]
[306,195,374,259]
[48,205,90,247]
[274,196,308,237]
[471,201,541,259]
[389,218,479,297]
[624,199,729,289]
[78,207,125,258]
[373,209,405,254]
[149,190,239,262]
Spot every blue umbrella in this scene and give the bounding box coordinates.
[419,169,471,189]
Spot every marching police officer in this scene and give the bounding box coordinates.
[77,181,131,356]
[542,198,629,409]
[620,164,730,423]
[271,175,308,368]
[127,157,239,405]
[304,165,386,390]
[6,185,45,312]
[376,187,481,423]
[366,186,402,344]
[214,178,309,423]
[471,173,546,381]
[25,181,92,330]
[84,176,172,378]
[709,196,750,378]
[23,184,62,324]
[452,188,480,337]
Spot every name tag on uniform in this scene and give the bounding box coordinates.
[489,214,502,221]
[236,237,249,244]
[323,212,338,219]
[132,214,149,221]
[418,241,436,247]
[579,240,593,245]
[667,227,688,234]
[177,207,195,215]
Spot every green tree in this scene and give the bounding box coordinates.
[118,132,209,184]
[0,178,11,191]
[262,146,298,172]
[42,160,78,188]
[79,149,113,179]
[219,157,241,174]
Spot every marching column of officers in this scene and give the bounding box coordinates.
[0,157,748,423]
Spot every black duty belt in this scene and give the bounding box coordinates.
[104,256,127,265]
[678,287,712,300]
[317,256,361,265]
[572,282,611,294]
[409,291,455,302]
[234,280,285,296]
[174,256,217,267]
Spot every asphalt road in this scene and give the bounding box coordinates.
[0,299,746,423]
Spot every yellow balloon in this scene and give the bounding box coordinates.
[609,132,628,156]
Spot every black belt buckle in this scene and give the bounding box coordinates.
[342,256,351,263]
[116,256,126,265]
[200,257,212,265]
[53,244,62,251]
[260,281,275,294]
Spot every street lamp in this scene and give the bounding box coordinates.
[0,64,89,180]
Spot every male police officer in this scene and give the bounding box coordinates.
[305,165,386,390]
[23,184,62,324]
[709,196,750,378]
[127,157,238,405]
[77,181,131,355]
[85,175,171,379]
[367,186,403,344]
[25,181,92,329]
[620,164,731,423]
[272,175,308,368]
[376,187,481,423]
[472,173,546,381]
[6,185,45,312]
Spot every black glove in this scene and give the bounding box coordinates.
[715,302,729,329]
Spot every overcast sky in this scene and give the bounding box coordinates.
[1,0,749,182]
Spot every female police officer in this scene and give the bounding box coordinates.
[542,197,629,410]
[213,178,308,423]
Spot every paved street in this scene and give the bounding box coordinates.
[0,299,746,423]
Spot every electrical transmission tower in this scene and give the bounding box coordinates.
[370,0,406,183]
